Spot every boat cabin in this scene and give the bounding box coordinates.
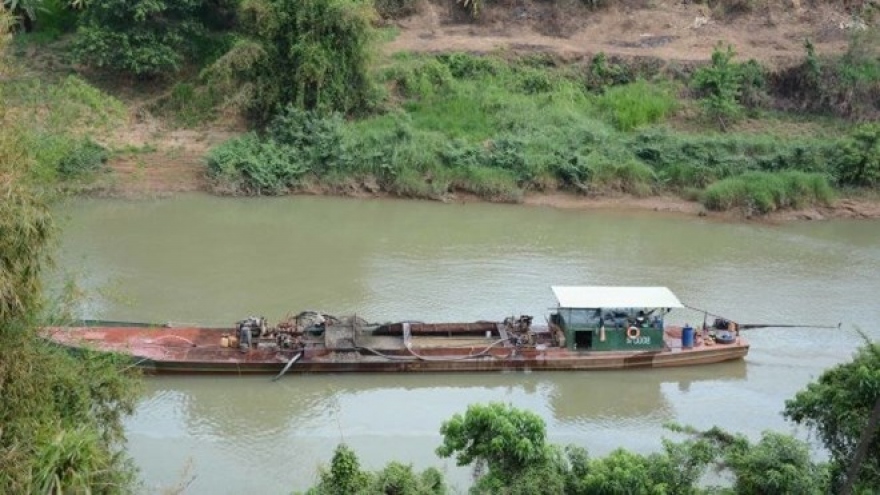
[549,286,683,351]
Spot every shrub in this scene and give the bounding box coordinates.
[692,43,745,128]
[437,52,502,79]
[56,138,108,178]
[206,133,306,194]
[833,123,880,187]
[267,106,348,175]
[770,30,880,120]
[385,59,454,99]
[585,52,633,91]
[598,80,677,131]
[73,0,204,77]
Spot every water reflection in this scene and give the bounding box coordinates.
[135,361,748,444]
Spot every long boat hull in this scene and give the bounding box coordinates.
[44,322,749,375]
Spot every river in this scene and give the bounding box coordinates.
[53,194,880,494]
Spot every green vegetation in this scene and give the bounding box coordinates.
[205,0,377,123]
[295,339,878,494]
[302,444,446,495]
[598,79,677,131]
[701,171,835,214]
[0,10,141,493]
[73,0,204,77]
[784,339,880,492]
[5,0,875,216]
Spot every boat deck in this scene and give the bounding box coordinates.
[44,322,749,374]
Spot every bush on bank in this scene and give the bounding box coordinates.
[206,52,855,211]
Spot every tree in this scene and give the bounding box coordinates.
[73,0,204,77]
[205,0,376,123]
[436,402,549,480]
[724,431,829,495]
[784,340,880,492]
[691,43,745,131]
[569,438,714,495]
[303,443,446,495]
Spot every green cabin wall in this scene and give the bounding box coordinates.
[558,308,665,351]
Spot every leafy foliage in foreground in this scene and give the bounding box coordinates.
[302,444,446,495]
[1,12,141,492]
[784,341,880,492]
[299,337,880,494]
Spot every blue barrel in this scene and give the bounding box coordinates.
[682,325,695,349]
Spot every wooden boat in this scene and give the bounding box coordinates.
[45,287,750,375]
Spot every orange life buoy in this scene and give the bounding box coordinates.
[626,326,640,339]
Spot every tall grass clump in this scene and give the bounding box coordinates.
[598,80,677,131]
[702,171,834,214]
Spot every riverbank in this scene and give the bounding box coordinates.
[9,1,878,222]
[85,137,880,223]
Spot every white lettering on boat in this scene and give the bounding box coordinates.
[627,336,651,345]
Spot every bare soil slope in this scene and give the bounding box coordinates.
[386,0,858,65]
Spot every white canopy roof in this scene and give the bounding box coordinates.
[551,286,683,309]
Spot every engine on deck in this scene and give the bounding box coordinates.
[503,315,535,347]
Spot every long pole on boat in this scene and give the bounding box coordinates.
[737,323,842,330]
[683,304,840,330]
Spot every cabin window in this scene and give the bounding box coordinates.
[563,308,602,327]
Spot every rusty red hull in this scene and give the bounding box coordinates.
[44,324,749,375]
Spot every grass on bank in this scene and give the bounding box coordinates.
[207,51,864,213]
[701,170,836,214]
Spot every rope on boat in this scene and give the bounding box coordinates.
[123,357,152,371]
[403,339,510,361]
[683,304,737,324]
[358,339,513,362]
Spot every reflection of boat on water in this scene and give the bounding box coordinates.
[48,287,749,374]
[137,361,749,438]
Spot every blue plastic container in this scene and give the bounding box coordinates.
[682,325,695,349]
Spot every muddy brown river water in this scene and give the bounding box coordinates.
[53,194,880,494]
